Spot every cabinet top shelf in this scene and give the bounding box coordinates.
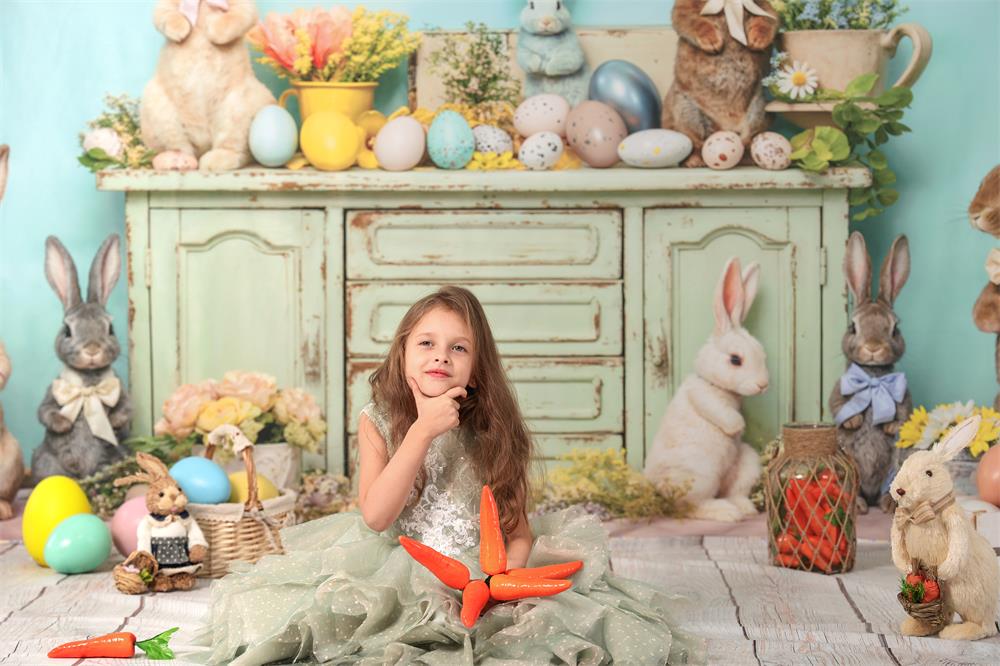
[97,166,871,193]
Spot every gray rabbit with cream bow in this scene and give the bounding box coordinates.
[32,234,131,481]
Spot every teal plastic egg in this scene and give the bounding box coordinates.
[427,111,475,169]
[169,456,231,504]
[249,105,299,167]
[43,514,111,574]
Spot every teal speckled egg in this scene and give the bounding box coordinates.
[44,514,111,574]
[427,111,475,170]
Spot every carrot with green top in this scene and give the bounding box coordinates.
[479,485,507,575]
[48,627,178,659]
[399,536,470,590]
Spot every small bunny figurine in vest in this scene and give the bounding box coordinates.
[31,235,132,481]
[0,145,24,520]
[141,0,275,171]
[516,0,591,106]
[115,453,208,592]
[662,0,778,166]
[890,416,999,640]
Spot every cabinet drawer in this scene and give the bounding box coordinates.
[347,209,622,279]
[347,282,622,357]
[347,357,624,434]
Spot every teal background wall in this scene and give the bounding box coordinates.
[0,0,997,462]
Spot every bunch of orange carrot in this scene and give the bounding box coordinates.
[774,470,850,573]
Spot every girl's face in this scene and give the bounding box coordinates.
[405,307,475,397]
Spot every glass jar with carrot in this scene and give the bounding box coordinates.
[765,423,860,574]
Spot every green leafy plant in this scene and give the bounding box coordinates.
[429,22,521,107]
[78,94,155,173]
[771,0,907,31]
[789,73,912,220]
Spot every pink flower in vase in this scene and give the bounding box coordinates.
[216,371,278,410]
[273,388,323,425]
[250,12,298,71]
[310,6,353,70]
[155,380,219,440]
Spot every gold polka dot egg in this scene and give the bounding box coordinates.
[701,131,745,170]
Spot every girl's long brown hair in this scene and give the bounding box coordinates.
[369,286,533,534]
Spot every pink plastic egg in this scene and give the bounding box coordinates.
[110,496,149,558]
[374,116,426,172]
[702,131,745,170]
[565,101,628,168]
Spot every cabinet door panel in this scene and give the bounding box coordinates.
[643,207,822,453]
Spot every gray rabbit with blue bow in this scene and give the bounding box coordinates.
[516,0,590,105]
[31,235,131,481]
[829,232,912,514]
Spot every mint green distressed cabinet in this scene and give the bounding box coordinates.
[99,168,868,475]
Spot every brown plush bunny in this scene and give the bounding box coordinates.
[0,144,24,520]
[662,0,778,166]
[114,452,208,592]
[970,165,1000,409]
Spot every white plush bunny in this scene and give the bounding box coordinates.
[643,258,770,522]
[890,415,1000,640]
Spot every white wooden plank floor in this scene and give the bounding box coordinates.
[2,536,998,665]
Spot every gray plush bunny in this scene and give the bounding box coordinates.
[829,232,912,514]
[31,234,131,481]
[516,0,590,105]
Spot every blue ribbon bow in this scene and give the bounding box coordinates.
[834,363,907,426]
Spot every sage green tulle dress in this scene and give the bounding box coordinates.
[195,404,704,665]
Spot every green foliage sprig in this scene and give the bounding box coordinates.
[429,22,521,107]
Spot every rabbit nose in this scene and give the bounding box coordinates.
[896,488,906,497]
[84,343,101,355]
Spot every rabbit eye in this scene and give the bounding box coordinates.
[848,321,857,334]
[159,491,165,497]
[109,323,115,336]
[729,354,743,367]
[556,1,561,8]
[925,470,933,477]
[62,324,71,337]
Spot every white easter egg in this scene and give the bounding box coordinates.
[750,132,792,170]
[514,94,571,138]
[472,125,514,154]
[701,131,745,170]
[373,116,426,172]
[518,131,564,170]
[617,129,693,168]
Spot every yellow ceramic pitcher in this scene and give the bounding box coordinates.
[278,81,377,123]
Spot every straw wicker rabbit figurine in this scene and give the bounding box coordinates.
[662,0,778,166]
[32,235,131,481]
[970,165,1000,409]
[890,415,999,640]
[0,145,25,520]
[114,452,208,592]
[644,257,770,521]
[829,232,912,514]
[141,0,275,171]
[516,0,591,106]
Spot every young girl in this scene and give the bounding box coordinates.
[199,287,702,665]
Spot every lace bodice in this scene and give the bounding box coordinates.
[361,402,482,557]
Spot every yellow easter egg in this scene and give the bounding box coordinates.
[227,471,279,504]
[357,110,387,140]
[300,111,362,171]
[22,476,92,566]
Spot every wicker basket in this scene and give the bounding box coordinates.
[113,550,158,595]
[897,559,947,633]
[186,426,298,578]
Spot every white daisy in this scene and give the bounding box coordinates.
[917,400,976,449]
[776,61,819,100]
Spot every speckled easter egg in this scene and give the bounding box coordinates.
[514,94,571,137]
[750,132,792,170]
[702,131,745,170]
[617,129,692,168]
[473,125,514,154]
[565,101,628,168]
[427,111,476,169]
[518,131,564,170]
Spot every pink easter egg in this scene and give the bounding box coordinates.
[565,101,628,168]
[701,131,745,170]
[111,496,149,557]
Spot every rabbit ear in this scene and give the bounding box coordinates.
[135,452,170,478]
[0,145,9,203]
[877,235,910,306]
[87,234,122,306]
[45,236,82,311]
[739,262,760,323]
[934,415,981,462]
[713,258,745,335]
[844,232,871,306]
[114,472,154,487]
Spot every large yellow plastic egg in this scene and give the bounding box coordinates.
[228,471,279,504]
[22,475,93,566]
[300,111,364,171]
